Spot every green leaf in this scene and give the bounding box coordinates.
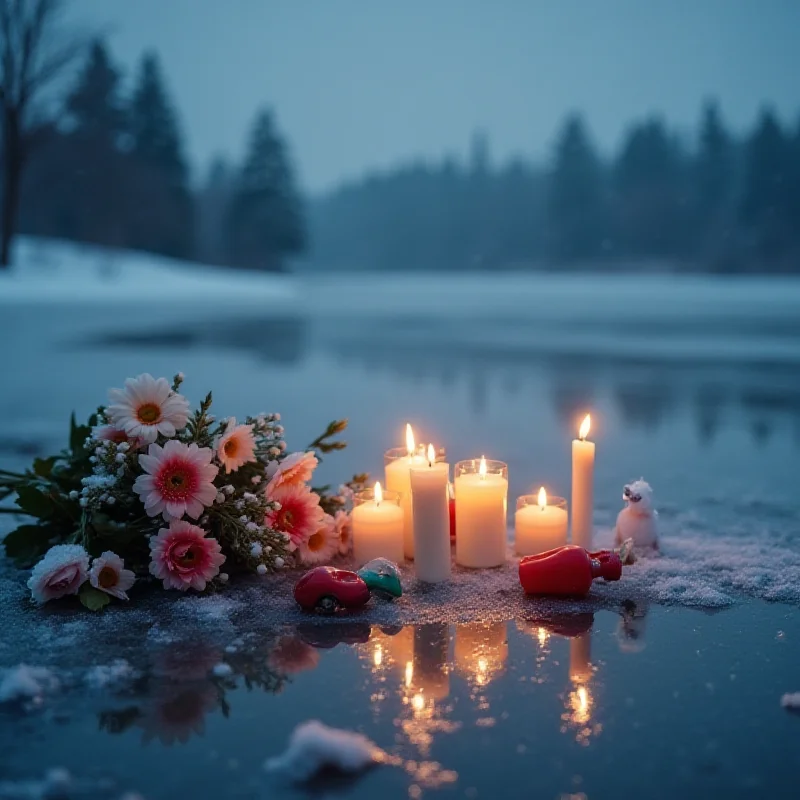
[32,456,58,479]
[79,585,110,611]
[2,524,59,566]
[69,413,91,454]
[15,485,55,519]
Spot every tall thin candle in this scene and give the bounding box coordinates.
[571,414,595,549]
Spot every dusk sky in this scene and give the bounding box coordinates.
[71,0,800,194]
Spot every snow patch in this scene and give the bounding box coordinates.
[780,692,800,711]
[211,663,233,678]
[0,665,58,704]
[84,660,138,690]
[265,720,386,782]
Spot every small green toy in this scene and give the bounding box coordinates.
[357,558,403,600]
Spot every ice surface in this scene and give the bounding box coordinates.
[0,665,58,704]
[1,524,799,660]
[265,720,385,782]
[0,769,71,800]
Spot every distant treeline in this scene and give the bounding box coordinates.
[11,37,800,273]
[15,40,305,271]
[310,105,800,273]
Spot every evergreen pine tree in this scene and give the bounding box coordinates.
[693,100,734,264]
[128,51,192,258]
[547,114,608,262]
[56,39,129,247]
[696,101,732,223]
[227,109,306,271]
[614,117,689,258]
[740,108,791,263]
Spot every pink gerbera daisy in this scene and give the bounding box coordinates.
[265,483,324,549]
[93,425,146,450]
[149,521,226,592]
[333,510,352,556]
[265,451,318,493]
[107,373,190,445]
[134,440,218,522]
[216,418,256,474]
[297,514,340,565]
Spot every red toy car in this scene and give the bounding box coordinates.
[294,566,371,613]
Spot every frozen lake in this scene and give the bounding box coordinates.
[1,256,799,798]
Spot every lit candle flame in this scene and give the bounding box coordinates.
[406,423,415,456]
[405,661,414,688]
[427,443,435,467]
[373,643,383,668]
[538,486,547,510]
[479,455,487,480]
[579,414,591,441]
[374,481,383,506]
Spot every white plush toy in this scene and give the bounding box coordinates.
[614,479,658,552]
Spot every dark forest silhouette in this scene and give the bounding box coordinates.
[3,28,800,273]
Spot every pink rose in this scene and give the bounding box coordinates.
[27,544,89,604]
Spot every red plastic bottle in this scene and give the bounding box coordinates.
[519,545,622,597]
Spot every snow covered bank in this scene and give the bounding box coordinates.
[0,237,297,308]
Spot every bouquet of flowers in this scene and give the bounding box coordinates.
[0,373,366,610]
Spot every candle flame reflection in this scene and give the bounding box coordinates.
[579,414,591,441]
[479,455,487,479]
[374,481,383,506]
[538,486,547,510]
[373,643,383,668]
[537,627,549,647]
[406,423,415,456]
[405,661,414,687]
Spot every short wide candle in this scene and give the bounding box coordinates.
[352,483,404,566]
[515,489,568,556]
[454,457,508,568]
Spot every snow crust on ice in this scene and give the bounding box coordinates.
[211,662,233,678]
[0,665,58,704]
[265,720,385,782]
[84,659,138,690]
[780,692,800,710]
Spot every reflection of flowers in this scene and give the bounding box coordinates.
[138,683,219,746]
[267,635,320,676]
[152,642,222,682]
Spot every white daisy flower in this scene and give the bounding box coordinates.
[106,374,190,445]
[89,551,136,600]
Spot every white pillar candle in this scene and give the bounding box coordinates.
[515,488,568,556]
[409,444,451,583]
[384,424,427,559]
[454,457,508,568]
[571,414,595,550]
[352,482,405,566]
